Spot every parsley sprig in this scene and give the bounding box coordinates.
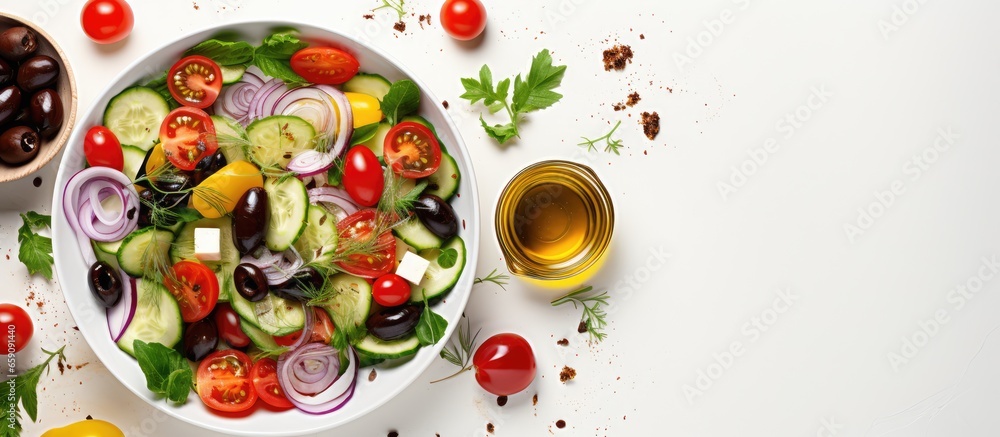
[551,286,610,343]
[431,317,481,384]
[1,345,66,437]
[473,268,510,290]
[579,121,625,155]
[460,49,567,144]
[373,0,407,21]
[17,212,53,280]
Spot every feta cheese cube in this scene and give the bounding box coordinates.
[396,251,431,284]
[194,228,222,262]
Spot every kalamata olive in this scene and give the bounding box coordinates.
[366,304,423,341]
[88,261,122,308]
[233,263,268,302]
[0,27,37,62]
[191,149,227,186]
[28,89,63,138]
[232,187,268,255]
[0,58,12,86]
[183,318,218,362]
[0,85,21,126]
[16,55,59,92]
[414,194,459,240]
[0,126,39,165]
[272,267,325,301]
[151,173,191,208]
[135,189,178,228]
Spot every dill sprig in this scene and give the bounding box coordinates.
[251,344,290,361]
[473,268,510,290]
[578,121,625,155]
[551,285,610,343]
[373,0,406,20]
[378,168,427,217]
[431,317,481,384]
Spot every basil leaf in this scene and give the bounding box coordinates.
[437,248,458,269]
[133,340,193,405]
[186,39,255,66]
[416,304,449,346]
[252,55,304,84]
[255,32,307,59]
[380,80,421,126]
[165,368,194,404]
[351,123,380,145]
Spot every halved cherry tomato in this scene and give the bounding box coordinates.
[83,126,124,171]
[196,349,257,413]
[250,358,293,410]
[383,122,442,179]
[345,92,383,128]
[342,146,384,207]
[164,260,219,323]
[159,107,218,171]
[290,47,360,85]
[273,308,334,347]
[372,273,411,307]
[168,55,223,109]
[214,303,250,348]
[336,209,396,278]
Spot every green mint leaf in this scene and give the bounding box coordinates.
[185,39,255,65]
[380,80,421,126]
[17,213,53,279]
[165,368,193,404]
[351,123,380,145]
[512,49,566,114]
[133,340,194,405]
[437,248,458,269]
[479,116,519,144]
[252,55,305,84]
[255,32,307,59]
[416,296,449,346]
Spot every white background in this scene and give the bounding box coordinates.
[1,0,999,436]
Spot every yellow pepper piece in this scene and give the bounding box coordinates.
[345,92,383,128]
[41,418,125,437]
[191,160,264,219]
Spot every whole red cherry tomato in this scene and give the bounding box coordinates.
[0,304,33,354]
[83,126,124,171]
[372,274,411,307]
[473,333,536,396]
[81,0,134,44]
[441,0,487,41]
[342,146,383,207]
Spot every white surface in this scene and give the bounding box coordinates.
[0,0,997,436]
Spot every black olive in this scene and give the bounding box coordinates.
[190,149,227,186]
[0,27,37,62]
[272,267,325,301]
[414,194,459,240]
[16,55,59,92]
[135,189,179,228]
[233,263,268,302]
[366,304,423,341]
[28,89,62,138]
[0,58,12,87]
[0,126,39,165]
[88,261,122,308]
[232,187,268,255]
[0,85,21,126]
[183,318,218,362]
[151,173,191,208]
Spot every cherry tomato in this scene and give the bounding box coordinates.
[191,160,264,219]
[336,209,396,278]
[0,304,32,354]
[383,122,441,179]
[250,358,293,410]
[164,261,219,323]
[343,146,384,207]
[273,308,334,347]
[345,92,383,128]
[196,349,257,413]
[83,126,124,171]
[372,274,411,307]
[80,0,134,44]
[159,107,217,171]
[214,303,250,348]
[441,0,487,41]
[290,47,360,85]
[167,55,223,109]
[473,333,536,396]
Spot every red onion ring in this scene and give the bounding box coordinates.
[315,85,353,158]
[288,303,314,352]
[307,187,359,221]
[63,167,139,262]
[240,246,304,285]
[287,150,336,177]
[214,66,266,124]
[271,87,340,150]
[247,78,288,122]
[277,343,358,414]
[107,276,137,342]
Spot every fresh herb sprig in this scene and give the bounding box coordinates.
[460,49,567,144]
[551,286,610,343]
[133,340,193,405]
[579,121,625,155]
[17,212,53,279]
[431,317,481,384]
[373,0,407,21]
[473,268,510,290]
[379,80,421,126]
[416,291,448,346]
[1,345,66,437]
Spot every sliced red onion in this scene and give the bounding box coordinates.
[63,167,139,259]
[288,304,314,352]
[271,87,340,150]
[288,150,336,177]
[307,187,359,221]
[247,78,288,122]
[107,276,137,342]
[214,67,266,124]
[277,344,358,414]
[315,85,353,157]
[240,246,304,285]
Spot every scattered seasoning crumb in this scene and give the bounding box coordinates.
[626,92,641,106]
[442,100,449,109]
[86,415,93,420]
[641,111,660,140]
[602,44,634,71]
[639,34,645,40]
[418,14,432,29]
[556,420,567,429]
[577,321,588,333]
[32,177,41,187]
[57,360,65,375]
[72,326,79,331]
[612,103,626,111]
[559,366,576,383]
[665,86,673,93]
[557,338,569,346]
[363,14,375,19]
[368,369,377,382]
[192,2,199,10]
[388,432,398,437]
[393,21,406,32]
[533,394,538,406]
[497,395,508,406]
[486,423,495,434]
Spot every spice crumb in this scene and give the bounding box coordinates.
[577,321,588,333]
[388,432,398,437]
[641,111,660,140]
[497,395,508,406]
[442,100,449,109]
[533,394,538,406]
[640,34,645,39]
[393,21,406,32]
[626,92,641,107]
[557,338,569,346]
[192,2,199,10]
[602,44,634,71]
[368,369,377,382]
[363,14,375,19]
[418,14,432,29]
[612,103,626,111]
[556,419,567,429]
[559,366,577,383]
[486,423,495,434]
[32,177,41,187]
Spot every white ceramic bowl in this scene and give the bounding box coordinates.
[52,21,479,436]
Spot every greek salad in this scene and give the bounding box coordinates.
[63,30,465,414]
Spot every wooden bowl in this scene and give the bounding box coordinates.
[0,11,77,183]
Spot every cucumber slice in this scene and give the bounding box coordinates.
[343,73,391,101]
[245,115,316,171]
[293,205,339,266]
[230,291,306,336]
[412,236,466,302]
[103,86,170,150]
[211,115,248,163]
[241,318,280,350]
[264,176,309,252]
[117,279,183,357]
[220,64,247,84]
[116,228,174,277]
[321,273,372,331]
[393,218,442,250]
[91,240,120,268]
[423,153,460,200]
[360,122,391,158]
[355,334,420,360]
[121,145,147,183]
[170,217,240,303]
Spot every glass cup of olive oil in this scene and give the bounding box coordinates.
[495,160,614,286]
